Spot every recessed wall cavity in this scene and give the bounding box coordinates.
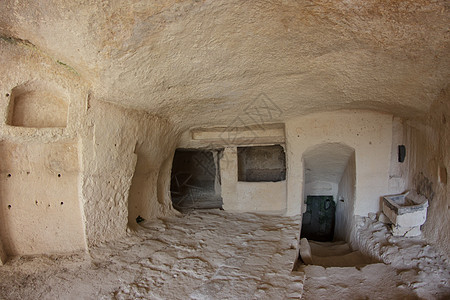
[237,145,286,182]
[170,149,222,210]
[6,81,68,128]
[398,145,406,163]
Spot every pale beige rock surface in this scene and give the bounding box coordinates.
[0,0,449,298]
[0,211,448,299]
[352,216,450,299]
[1,0,448,128]
[0,210,303,299]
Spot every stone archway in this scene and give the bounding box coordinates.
[301,143,356,242]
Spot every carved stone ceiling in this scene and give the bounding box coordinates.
[1,0,448,129]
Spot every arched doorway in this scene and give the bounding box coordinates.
[301,143,356,242]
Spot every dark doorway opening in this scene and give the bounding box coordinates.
[170,149,222,211]
[301,195,336,242]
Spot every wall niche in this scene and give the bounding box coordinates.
[6,80,68,128]
[237,145,286,182]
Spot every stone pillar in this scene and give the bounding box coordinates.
[212,151,221,197]
[220,147,238,211]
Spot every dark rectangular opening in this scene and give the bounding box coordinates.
[301,195,335,242]
[170,149,222,211]
[237,145,286,182]
[398,145,406,163]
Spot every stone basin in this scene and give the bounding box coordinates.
[382,191,428,236]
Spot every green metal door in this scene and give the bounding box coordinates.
[301,196,335,241]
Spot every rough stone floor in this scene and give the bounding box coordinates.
[298,241,418,299]
[0,210,303,299]
[298,218,450,300]
[1,210,449,299]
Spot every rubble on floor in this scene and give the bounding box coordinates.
[353,216,450,299]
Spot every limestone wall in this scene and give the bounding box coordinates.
[285,110,393,217]
[219,147,286,214]
[399,96,449,257]
[0,38,88,257]
[335,152,356,242]
[80,99,179,246]
[0,37,180,257]
[0,141,85,256]
[236,181,286,213]
[178,125,287,214]
[387,117,408,194]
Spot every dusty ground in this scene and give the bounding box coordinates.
[0,210,449,299]
[0,210,303,299]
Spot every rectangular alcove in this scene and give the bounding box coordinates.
[237,145,286,182]
[6,81,68,128]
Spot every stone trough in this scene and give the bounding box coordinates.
[382,191,428,237]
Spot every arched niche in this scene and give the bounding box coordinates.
[6,80,68,128]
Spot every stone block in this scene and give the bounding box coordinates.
[299,238,313,265]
